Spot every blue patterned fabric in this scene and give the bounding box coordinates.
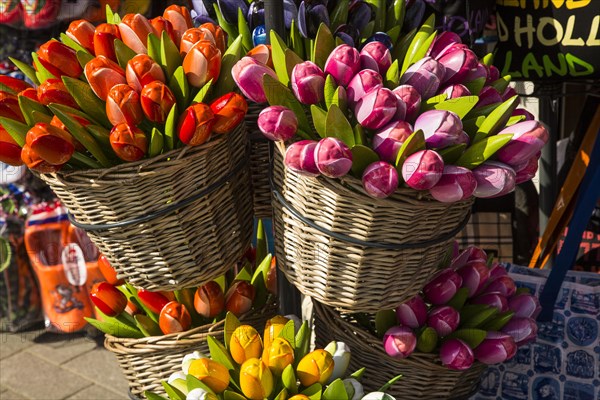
[472,264,600,400]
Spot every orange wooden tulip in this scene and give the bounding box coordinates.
[159,301,192,334]
[93,23,122,62]
[140,81,176,123]
[37,79,79,109]
[18,88,39,101]
[182,40,221,88]
[199,23,226,55]
[180,28,217,57]
[106,84,143,126]
[66,19,96,54]
[90,281,127,317]
[84,55,127,101]
[0,75,32,93]
[194,281,225,318]
[126,54,166,93]
[246,45,274,69]
[137,289,171,314]
[150,16,177,45]
[125,300,141,316]
[225,281,256,317]
[177,103,215,146]
[21,144,63,173]
[119,13,156,54]
[109,123,147,161]
[98,253,124,286]
[26,123,75,165]
[163,5,193,46]
[37,40,83,79]
[0,91,24,122]
[49,115,85,152]
[266,256,278,295]
[0,126,24,166]
[209,92,248,134]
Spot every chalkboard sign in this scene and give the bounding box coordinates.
[494,0,600,81]
[425,0,496,46]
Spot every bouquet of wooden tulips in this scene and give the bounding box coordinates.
[0,4,248,172]
[148,313,402,400]
[232,15,548,201]
[85,222,277,338]
[362,245,539,370]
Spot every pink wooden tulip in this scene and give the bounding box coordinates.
[514,154,540,184]
[440,339,474,370]
[501,317,538,346]
[496,121,548,168]
[314,137,353,178]
[440,84,471,99]
[457,261,490,297]
[451,246,488,269]
[474,332,517,364]
[232,56,278,103]
[362,161,399,198]
[423,268,462,305]
[392,85,421,123]
[414,110,463,149]
[291,61,326,105]
[429,166,476,203]
[347,69,383,108]
[324,44,361,86]
[372,120,412,163]
[483,275,517,298]
[257,106,298,141]
[401,150,444,191]
[427,306,460,337]
[383,326,417,359]
[400,57,445,99]
[473,161,516,199]
[354,87,397,130]
[472,293,509,313]
[428,31,462,59]
[284,140,320,177]
[437,47,478,85]
[476,86,502,108]
[359,41,392,74]
[508,293,541,319]
[396,295,428,328]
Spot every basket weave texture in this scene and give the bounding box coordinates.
[246,103,272,219]
[313,301,486,400]
[39,124,253,291]
[105,301,279,398]
[272,143,474,312]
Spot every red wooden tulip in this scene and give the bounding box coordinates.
[0,75,32,93]
[66,19,96,54]
[90,281,127,317]
[93,23,122,62]
[37,40,83,79]
[20,144,63,173]
[210,92,248,134]
[182,40,221,88]
[194,281,225,318]
[177,103,215,146]
[150,17,177,45]
[119,13,156,54]
[225,281,256,317]
[109,123,147,161]
[0,91,24,122]
[85,56,127,101]
[137,289,170,314]
[18,88,39,101]
[37,79,79,109]
[126,54,166,93]
[140,81,176,123]
[163,5,193,46]
[159,301,192,334]
[0,127,24,166]
[266,256,278,295]
[199,23,226,54]
[98,253,124,286]
[26,123,74,165]
[106,84,143,126]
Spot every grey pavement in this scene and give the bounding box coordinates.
[0,327,129,400]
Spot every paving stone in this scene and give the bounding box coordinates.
[66,384,128,400]
[63,348,129,396]
[0,352,90,399]
[25,333,97,365]
[0,389,28,399]
[0,331,40,360]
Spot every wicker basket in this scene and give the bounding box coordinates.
[105,301,279,398]
[271,142,473,312]
[38,124,253,291]
[246,103,272,219]
[313,301,486,400]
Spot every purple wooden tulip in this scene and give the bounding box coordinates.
[362,161,399,198]
[440,339,474,371]
[502,317,538,345]
[488,262,508,281]
[232,56,278,103]
[324,44,361,86]
[457,261,490,297]
[512,108,535,121]
[383,326,417,359]
[502,86,519,103]
[291,61,326,105]
[372,121,413,163]
[440,84,471,99]
[427,306,460,337]
[509,293,541,319]
[394,96,407,121]
[464,62,488,83]
[437,47,478,85]
[298,1,330,39]
[314,137,353,178]
[392,85,421,123]
[396,295,428,328]
[473,161,516,199]
[348,0,372,33]
[472,293,509,313]
[496,121,548,168]
[429,166,477,203]
[486,65,500,85]
[354,87,397,130]
[258,106,298,141]
[423,268,462,305]
[483,275,517,298]
[476,86,503,108]
[347,69,383,108]
[400,57,445,99]
[360,41,392,74]
[285,140,320,177]
[334,24,359,48]
[401,150,444,191]
[414,110,463,149]
[474,332,517,364]
[428,31,462,59]
[217,0,248,25]
[451,246,488,269]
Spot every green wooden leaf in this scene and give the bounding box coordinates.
[114,39,137,69]
[461,307,499,328]
[0,82,16,95]
[455,134,513,169]
[84,316,144,338]
[263,74,312,137]
[332,87,347,113]
[360,20,375,41]
[186,375,217,395]
[446,287,470,310]
[61,76,111,128]
[491,75,511,95]
[162,382,185,400]
[278,320,296,349]
[463,116,486,138]
[438,144,466,165]
[475,95,520,140]
[421,93,448,112]
[169,66,190,112]
[302,383,322,400]
[311,105,327,138]
[447,328,487,348]
[386,25,402,45]
[250,254,272,310]
[416,326,438,353]
[70,152,102,169]
[285,49,303,81]
[386,0,406,32]
[290,19,305,60]
[0,117,29,146]
[224,312,241,350]
[270,30,290,86]
[32,53,56,83]
[192,79,213,104]
[147,33,161,65]
[207,335,236,370]
[353,123,365,146]
[282,364,298,395]
[237,8,253,51]
[507,114,525,126]
[325,104,355,147]
[375,309,397,339]
[164,103,178,151]
[323,378,348,400]
[466,103,499,120]
[76,50,95,71]
[365,0,386,33]
[482,53,494,67]
[224,390,247,400]
[482,311,515,331]
[18,96,50,127]
[105,4,115,24]
[294,321,310,366]
[313,23,335,70]
[273,388,288,400]
[464,77,486,96]
[394,129,425,171]
[432,96,479,119]
[391,29,416,70]
[60,33,91,56]
[350,145,379,178]
[234,264,253,282]
[378,374,403,393]
[161,31,182,78]
[385,59,400,89]
[213,4,238,46]
[214,36,243,98]
[84,125,111,150]
[149,127,164,157]
[324,75,337,111]
[144,391,169,400]
[9,57,39,86]
[330,0,349,31]
[256,219,268,268]
[134,314,162,336]
[401,14,435,75]
[349,368,365,380]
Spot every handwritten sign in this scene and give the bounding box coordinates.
[425,0,496,45]
[494,0,600,80]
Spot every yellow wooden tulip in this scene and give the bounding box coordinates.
[230,325,263,365]
[296,349,335,387]
[188,358,230,393]
[265,337,294,376]
[240,358,273,400]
